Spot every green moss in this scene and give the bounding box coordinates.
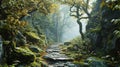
[3,41,10,45]
[0,64,8,67]
[74,60,89,67]
[87,57,104,62]
[40,35,46,40]
[11,47,36,64]
[29,62,41,67]
[39,38,45,45]
[89,26,101,33]
[29,46,43,53]
[70,36,82,45]
[26,32,40,40]
[15,47,34,55]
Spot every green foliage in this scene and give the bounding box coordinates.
[111,19,120,25]
[100,0,120,10]
[113,30,120,38]
[0,0,58,41]
[89,25,101,33]
[0,0,58,65]
[86,0,120,65]
[13,47,36,64]
[0,64,8,67]
[25,32,40,40]
[60,36,91,61]
[0,0,57,18]
[28,62,41,67]
[70,36,83,45]
[114,5,120,10]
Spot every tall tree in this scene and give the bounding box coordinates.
[50,7,71,42]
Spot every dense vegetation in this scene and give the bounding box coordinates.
[0,0,58,66]
[61,0,120,66]
[0,0,120,67]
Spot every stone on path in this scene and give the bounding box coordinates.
[43,43,75,67]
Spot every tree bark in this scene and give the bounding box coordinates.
[76,7,84,40]
[77,20,84,40]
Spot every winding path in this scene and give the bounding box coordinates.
[43,43,76,67]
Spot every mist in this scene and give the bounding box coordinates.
[59,5,87,42]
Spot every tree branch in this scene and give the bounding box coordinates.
[79,17,89,19]
[86,0,90,10]
[82,6,91,18]
[70,14,77,17]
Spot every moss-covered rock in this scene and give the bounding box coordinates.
[13,47,36,64]
[29,46,43,57]
[15,61,42,67]
[74,61,89,67]
[64,42,71,46]
[5,47,35,65]
[86,57,108,67]
[40,35,46,40]
[39,38,46,46]
[29,46,43,53]
[25,32,40,43]
[39,35,46,46]
[3,41,16,64]
[2,38,36,65]
[74,57,108,67]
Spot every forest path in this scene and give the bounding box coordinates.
[43,43,76,67]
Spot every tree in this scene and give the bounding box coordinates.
[58,0,91,40]
[0,0,58,40]
[49,6,71,42]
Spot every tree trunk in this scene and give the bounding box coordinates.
[76,7,84,40]
[77,19,84,40]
